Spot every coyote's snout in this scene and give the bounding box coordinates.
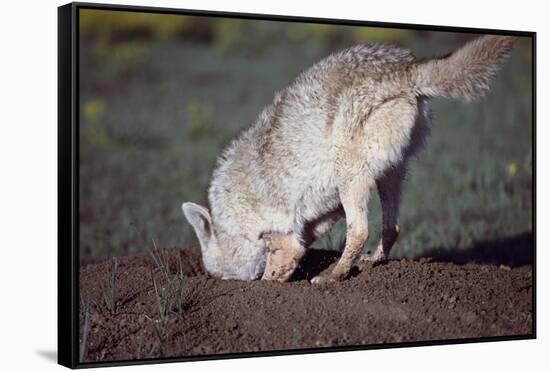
[182,35,516,282]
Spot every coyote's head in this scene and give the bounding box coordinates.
[182,202,267,280]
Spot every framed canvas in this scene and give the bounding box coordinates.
[58,2,536,368]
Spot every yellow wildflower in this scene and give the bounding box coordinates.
[83,99,106,121]
[506,163,518,177]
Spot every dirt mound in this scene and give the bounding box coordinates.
[79,247,533,363]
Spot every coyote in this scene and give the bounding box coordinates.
[182,35,515,283]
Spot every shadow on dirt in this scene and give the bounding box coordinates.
[420,231,533,268]
[291,231,533,280]
[291,249,341,281]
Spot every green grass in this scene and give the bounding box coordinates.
[147,240,187,322]
[79,19,532,263]
[99,258,118,314]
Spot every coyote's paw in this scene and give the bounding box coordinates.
[310,275,337,284]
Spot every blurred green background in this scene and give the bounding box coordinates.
[79,9,533,265]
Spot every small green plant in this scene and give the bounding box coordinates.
[148,239,171,281]
[79,303,90,363]
[135,317,146,359]
[100,257,118,315]
[151,273,173,321]
[175,257,187,316]
[144,314,166,343]
[134,315,161,358]
[148,240,188,317]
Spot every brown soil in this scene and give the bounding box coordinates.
[79,247,533,363]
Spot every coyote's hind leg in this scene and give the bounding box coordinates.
[361,165,404,263]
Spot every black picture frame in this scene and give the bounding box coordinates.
[58,2,536,369]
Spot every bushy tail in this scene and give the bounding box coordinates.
[415,35,516,101]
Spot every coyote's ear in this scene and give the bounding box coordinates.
[182,202,213,249]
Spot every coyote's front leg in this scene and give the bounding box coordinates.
[261,232,305,282]
[361,165,404,263]
[312,176,372,283]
